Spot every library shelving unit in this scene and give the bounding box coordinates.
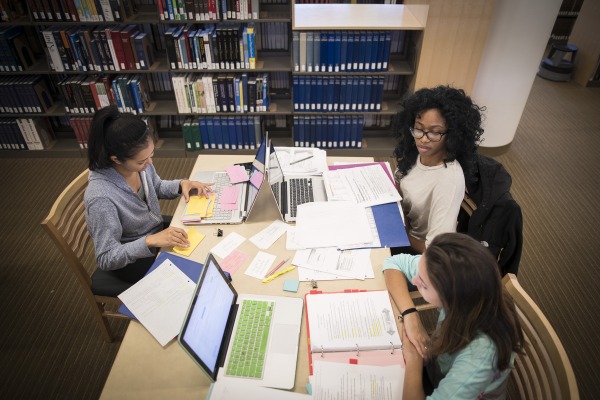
[0,2,427,158]
[291,3,427,156]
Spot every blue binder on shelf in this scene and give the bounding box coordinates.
[328,162,410,248]
[118,252,205,319]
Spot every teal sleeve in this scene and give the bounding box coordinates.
[428,335,510,400]
[382,254,421,282]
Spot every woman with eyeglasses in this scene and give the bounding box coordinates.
[392,85,484,254]
[383,233,523,399]
[84,105,213,286]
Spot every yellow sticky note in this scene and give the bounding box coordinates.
[173,228,206,257]
[185,195,217,218]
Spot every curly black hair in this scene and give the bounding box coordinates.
[392,86,484,184]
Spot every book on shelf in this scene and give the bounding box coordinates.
[0,25,36,72]
[304,290,403,375]
[0,117,55,151]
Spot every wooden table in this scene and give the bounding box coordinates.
[100,155,392,399]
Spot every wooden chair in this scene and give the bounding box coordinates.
[41,169,129,342]
[504,273,579,400]
[410,274,579,399]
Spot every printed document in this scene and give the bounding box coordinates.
[293,247,372,280]
[312,361,404,400]
[295,201,372,248]
[118,259,195,346]
[323,164,401,207]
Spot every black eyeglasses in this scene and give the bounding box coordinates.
[409,127,447,142]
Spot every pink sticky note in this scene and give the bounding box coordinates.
[220,249,250,274]
[226,165,249,184]
[220,202,240,210]
[220,185,240,204]
[250,170,264,188]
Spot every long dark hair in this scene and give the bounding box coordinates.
[87,105,151,170]
[425,233,523,370]
[392,86,484,184]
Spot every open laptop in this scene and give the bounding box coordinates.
[178,253,303,390]
[267,142,328,222]
[190,135,267,224]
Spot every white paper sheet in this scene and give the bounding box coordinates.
[208,379,312,400]
[295,201,372,248]
[210,232,246,258]
[296,249,373,281]
[118,260,196,346]
[292,248,371,280]
[312,361,405,400]
[244,251,277,279]
[249,220,288,249]
[323,164,402,207]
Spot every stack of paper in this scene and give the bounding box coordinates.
[182,195,216,224]
[274,146,328,176]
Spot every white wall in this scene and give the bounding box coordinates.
[472,0,562,148]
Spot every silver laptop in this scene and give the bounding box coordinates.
[178,253,303,390]
[267,142,328,222]
[190,135,268,224]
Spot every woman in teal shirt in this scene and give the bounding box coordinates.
[383,233,523,399]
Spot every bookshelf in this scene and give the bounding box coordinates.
[0,1,427,157]
[291,3,427,156]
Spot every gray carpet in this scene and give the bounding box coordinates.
[0,76,598,399]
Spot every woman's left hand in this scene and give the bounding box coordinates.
[180,180,214,201]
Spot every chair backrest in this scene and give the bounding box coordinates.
[41,170,92,289]
[503,274,579,400]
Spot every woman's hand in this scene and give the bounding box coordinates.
[180,179,214,201]
[146,226,190,248]
[402,324,424,367]
[403,312,430,360]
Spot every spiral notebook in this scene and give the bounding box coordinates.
[304,289,405,375]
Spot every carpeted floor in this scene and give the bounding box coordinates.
[0,76,598,399]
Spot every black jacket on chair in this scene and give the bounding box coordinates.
[457,154,523,276]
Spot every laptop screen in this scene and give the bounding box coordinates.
[179,255,236,380]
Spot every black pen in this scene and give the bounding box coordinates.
[289,155,314,165]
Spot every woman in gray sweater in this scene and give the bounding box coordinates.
[84,105,212,285]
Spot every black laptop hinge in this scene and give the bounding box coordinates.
[218,303,239,369]
[281,181,288,216]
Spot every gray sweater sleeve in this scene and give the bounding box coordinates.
[86,196,155,271]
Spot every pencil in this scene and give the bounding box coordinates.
[289,155,314,165]
[265,257,290,278]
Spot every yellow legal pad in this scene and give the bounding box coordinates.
[173,228,206,257]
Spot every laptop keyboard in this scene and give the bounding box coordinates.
[290,178,314,217]
[205,173,235,221]
[225,300,274,379]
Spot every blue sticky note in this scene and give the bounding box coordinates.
[283,279,300,293]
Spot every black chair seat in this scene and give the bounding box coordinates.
[91,269,133,297]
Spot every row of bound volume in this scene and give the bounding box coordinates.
[0,118,55,151]
[172,72,269,114]
[25,0,134,22]
[41,24,156,73]
[293,75,385,112]
[159,0,260,21]
[0,76,54,114]
[293,30,394,73]
[182,115,262,151]
[0,25,36,72]
[293,115,364,149]
[165,23,256,71]
[57,74,152,115]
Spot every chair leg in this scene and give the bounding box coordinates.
[88,297,114,342]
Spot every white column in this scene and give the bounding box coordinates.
[471,0,562,148]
